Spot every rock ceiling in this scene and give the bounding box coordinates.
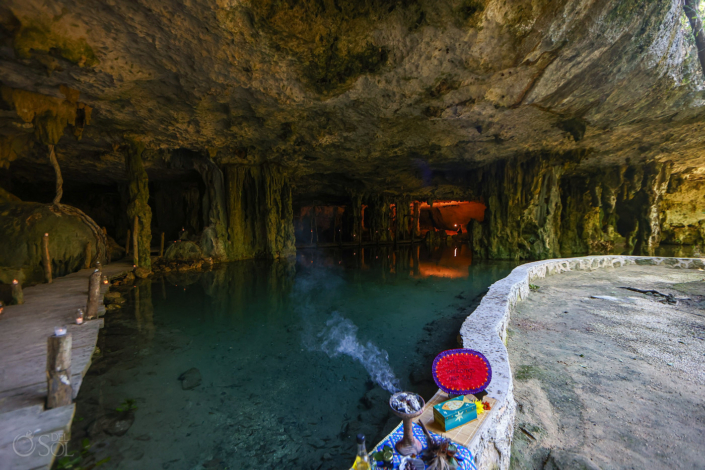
[0,0,704,201]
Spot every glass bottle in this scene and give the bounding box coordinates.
[353,434,371,470]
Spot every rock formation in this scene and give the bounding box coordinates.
[124,142,152,269]
[0,0,703,273]
[225,164,296,260]
[0,188,101,284]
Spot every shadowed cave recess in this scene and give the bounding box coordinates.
[1,0,705,282]
[1,0,705,469]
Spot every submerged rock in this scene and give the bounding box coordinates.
[89,412,135,437]
[133,267,151,279]
[103,291,124,304]
[178,367,202,390]
[105,413,135,437]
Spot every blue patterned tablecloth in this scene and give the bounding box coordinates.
[371,422,477,470]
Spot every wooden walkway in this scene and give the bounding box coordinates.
[0,261,132,470]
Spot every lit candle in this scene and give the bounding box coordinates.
[76,309,85,325]
[54,326,67,337]
[102,275,109,285]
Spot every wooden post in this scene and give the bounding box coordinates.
[83,241,92,269]
[359,206,364,246]
[307,208,312,245]
[314,207,319,245]
[46,331,72,409]
[125,229,131,255]
[132,216,139,267]
[42,233,52,283]
[412,201,420,242]
[11,280,24,305]
[160,232,165,257]
[389,203,399,248]
[85,269,102,320]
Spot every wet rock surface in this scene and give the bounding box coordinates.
[178,368,202,390]
[508,265,705,469]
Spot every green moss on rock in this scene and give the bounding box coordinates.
[0,197,100,284]
[225,164,295,260]
[164,241,204,261]
[14,23,98,67]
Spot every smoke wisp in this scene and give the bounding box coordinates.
[318,311,400,393]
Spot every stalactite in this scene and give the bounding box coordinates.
[560,170,624,255]
[558,162,673,256]
[44,144,108,264]
[394,197,412,242]
[369,194,392,244]
[194,156,229,259]
[632,162,672,254]
[225,164,295,259]
[470,156,563,260]
[350,193,363,244]
[411,201,420,240]
[47,144,63,206]
[124,142,152,269]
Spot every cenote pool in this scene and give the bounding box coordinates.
[66,246,516,470]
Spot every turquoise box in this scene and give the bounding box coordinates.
[432,395,478,432]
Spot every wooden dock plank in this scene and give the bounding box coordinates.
[0,261,132,470]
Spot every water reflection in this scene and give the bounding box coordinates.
[296,244,475,280]
[70,246,516,470]
[133,281,154,339]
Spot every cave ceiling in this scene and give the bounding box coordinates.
[1,0,704,202]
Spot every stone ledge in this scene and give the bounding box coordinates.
[457,255,705,470]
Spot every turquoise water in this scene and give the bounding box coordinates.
[68,246,515,470]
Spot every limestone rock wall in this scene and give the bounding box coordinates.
[470,156,563,260]
[225,164,295,260]
[395,197,412,241]
[660,175,705,246]
[194,156,229,260]
[369,194,392,244]
[348,194,363,244]
[467,156,687,260]
[559,162,674,256]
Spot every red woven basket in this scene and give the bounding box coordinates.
[432,348,492,395]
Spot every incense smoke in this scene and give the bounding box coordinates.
[318,311,401,393]
[292,265,401,393]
